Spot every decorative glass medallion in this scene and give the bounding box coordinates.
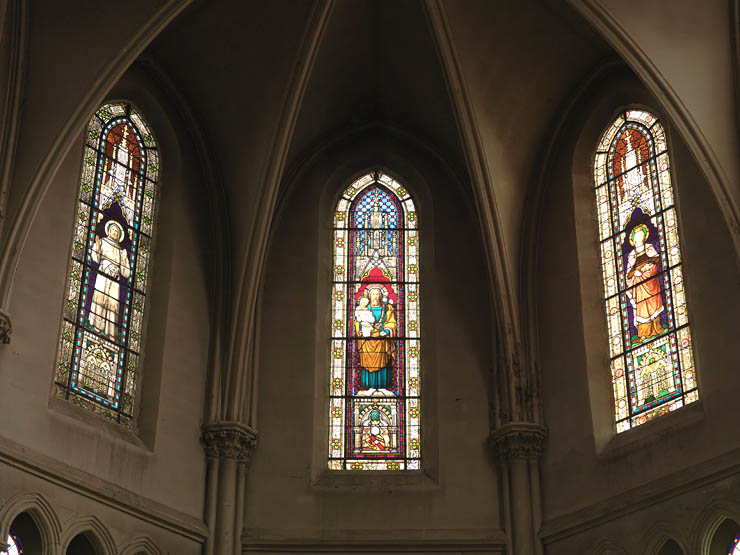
[7,529,23,555]
[53,103,159,428]
[328,171,421,470]
[593,109,698,433]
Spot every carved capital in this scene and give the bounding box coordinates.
[203,423,258,463]
[489,422,546,460]
[0,308,11,344]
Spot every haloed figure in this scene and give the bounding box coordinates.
[355,285,396,396]
[89,220,131,338]
[626,223,665,342]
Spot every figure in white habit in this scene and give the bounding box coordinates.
[89,220,130,338]
[355,297,375,338]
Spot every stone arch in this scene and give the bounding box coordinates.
[692,501,740,555]
[642,526,688,555]
[589,538,630,555]
[117,535,162,555]
[0,491,62,554]
[61,515,116,555]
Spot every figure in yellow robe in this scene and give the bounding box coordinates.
[355,286,396,393]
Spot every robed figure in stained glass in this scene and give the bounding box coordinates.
[89,219,131,338]
[625,219,664,342]
[355,283,397,395]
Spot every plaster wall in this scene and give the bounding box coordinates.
[245,131,501,547]
[536,68,740,548]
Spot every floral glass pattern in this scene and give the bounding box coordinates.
[54,103,159,428]
[329,172,421,470]
[6,529,22,555]
[594,109,698,433]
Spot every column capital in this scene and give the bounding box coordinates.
[489,422,546,460]
[0,308,11,344]
[203,422,258,463]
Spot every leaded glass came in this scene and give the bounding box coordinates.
[54,103,159,428]
[593,109,698,433]
[328,172,421,470]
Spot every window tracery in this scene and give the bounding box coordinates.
[593,109,698,432]
[54,103,159,428]
[328,172,421,470]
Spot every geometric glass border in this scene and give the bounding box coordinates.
[53,102,159,428]
[593,109,698,433]
[328,171,421,470]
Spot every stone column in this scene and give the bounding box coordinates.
[490,422,546,555]
[202,423,257,555]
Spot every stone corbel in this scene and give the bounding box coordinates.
[0,308,11,344]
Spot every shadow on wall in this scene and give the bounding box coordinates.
[67,533,97,554]
[657,538,684,554]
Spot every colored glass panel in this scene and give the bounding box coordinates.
[7,529,22,555]
[732,533,740,555]
[329,171,421,470]
[594,110,698,432]
[54,103,159,428]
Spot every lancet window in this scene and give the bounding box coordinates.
[328,172,421,470]
[593,109,698,432]
[54,103,159,428]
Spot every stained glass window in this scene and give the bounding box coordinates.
[593,109,698,433]
[6,529,22,555]
[328,172,421,470]
[54,103,159,428]
[731,533,740,555]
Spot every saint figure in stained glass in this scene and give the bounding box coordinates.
[593,109,698,432]
[329,172,421,470]
[54,102,159,427]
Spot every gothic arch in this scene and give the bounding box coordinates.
[589,538,629,555]
[61,515,116,555]
[0,492,62,555]
[642,526,688,555]
[117,535,162,555]
[691,501,740,554]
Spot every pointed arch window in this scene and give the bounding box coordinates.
[328,172,421,470]
[593,109,697,433]
[54,103,159,428]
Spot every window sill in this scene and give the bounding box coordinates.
[48,395,153,453]
[596,399,704,461]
